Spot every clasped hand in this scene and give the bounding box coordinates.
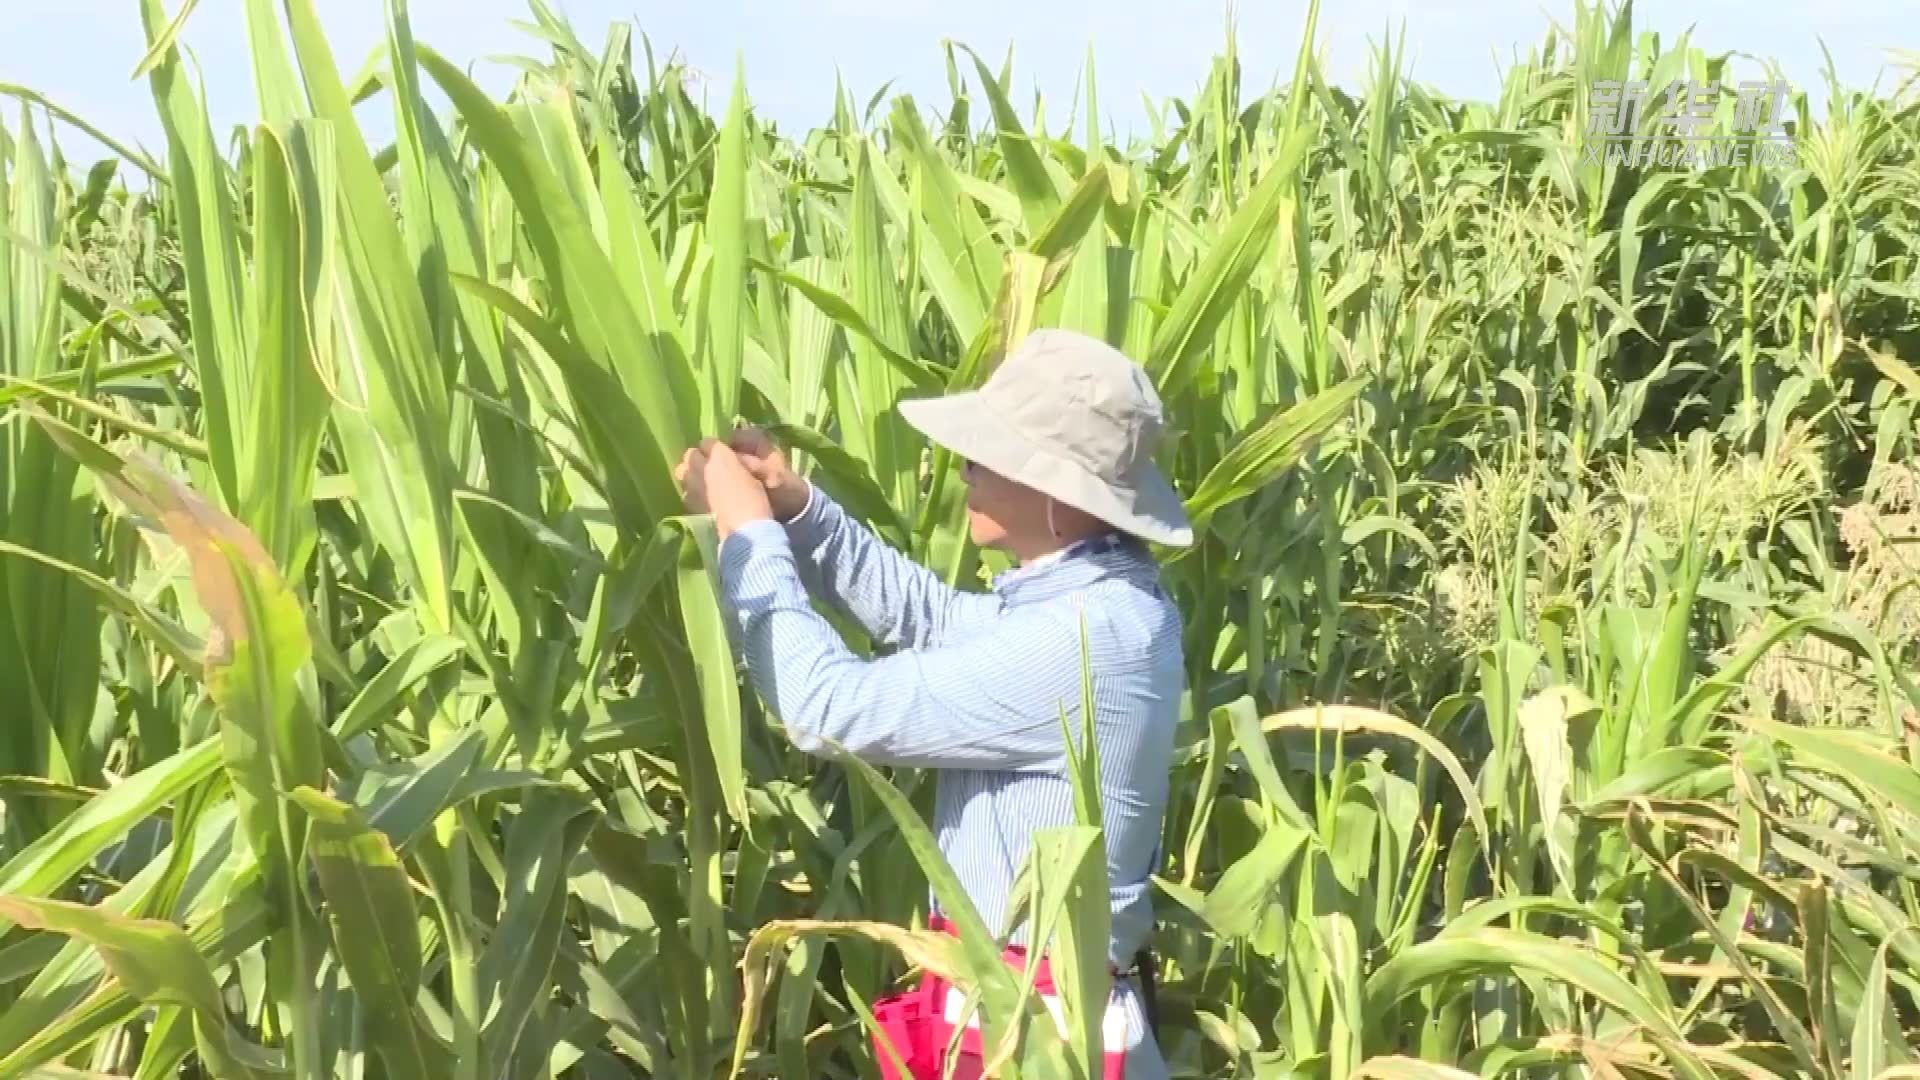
[674,427,811,538]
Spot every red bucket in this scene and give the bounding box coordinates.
[867,916,1126,1080]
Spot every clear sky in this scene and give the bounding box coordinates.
[1,0,1914,167]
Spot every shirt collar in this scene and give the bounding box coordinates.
[991,532,1140,597]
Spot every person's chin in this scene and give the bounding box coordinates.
[966,517,1005,549]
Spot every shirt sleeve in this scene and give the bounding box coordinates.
[719,518,1084,770]
[779,482,1003,650]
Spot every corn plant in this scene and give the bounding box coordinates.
[0,0,1917,1077]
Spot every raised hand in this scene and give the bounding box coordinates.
[676,439,774,538]
[727,426,812,521]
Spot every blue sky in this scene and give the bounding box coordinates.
[1,0,1914,165]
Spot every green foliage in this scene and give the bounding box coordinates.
[0,0,1917,1077]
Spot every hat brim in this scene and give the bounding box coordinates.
[898,392,1195,548]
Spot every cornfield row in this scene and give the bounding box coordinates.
[1,0,1918,1076]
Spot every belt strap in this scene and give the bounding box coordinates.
[1135,948,1159,1035]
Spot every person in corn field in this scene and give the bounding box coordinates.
[677,328,1190,1080]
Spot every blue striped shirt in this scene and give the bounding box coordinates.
[717,486,1183,1076]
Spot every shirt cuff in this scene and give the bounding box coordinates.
[719,517,799,604]
[783,479,839,551]
[722,517,793,566]
[715,517,809,665]
[781,479,817,524]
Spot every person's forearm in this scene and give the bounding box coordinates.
[779,483,999,650]
[717,519,1073,770]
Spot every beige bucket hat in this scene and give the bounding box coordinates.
[897,328,1194,547]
